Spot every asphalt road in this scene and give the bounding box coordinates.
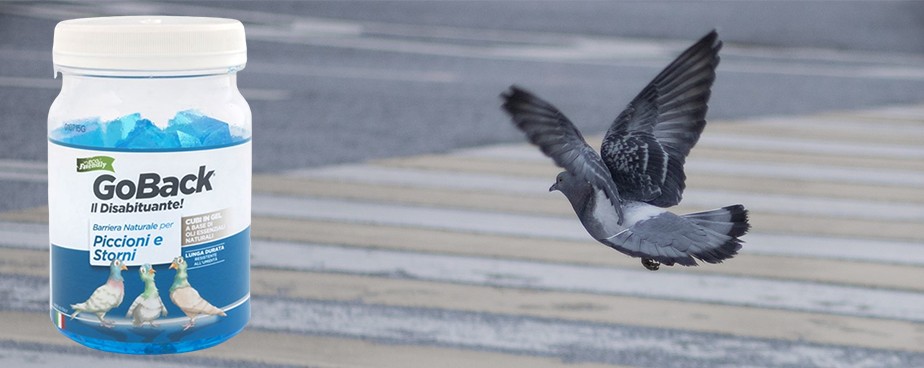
[2,1,924,180]
[3,102,924,366]
[1,2,924,367]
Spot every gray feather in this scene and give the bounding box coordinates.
[601,30,722,207]
[602,205,748,266]
[502,86,624,224]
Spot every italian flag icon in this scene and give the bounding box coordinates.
[55,310,66,330]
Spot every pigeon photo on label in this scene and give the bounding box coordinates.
[126,263,168,327]
[169,256,227,330]
[71,259,127,327]
[501,30,749,271]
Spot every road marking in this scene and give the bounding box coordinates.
[250,269,924,353]
[240,88,291,101]
[6,0,924,85]
[719,60,924,81]
[690,147,924,172]
[0,222,49,249]
[0,172,47,183]
[454,146,924,186]
[28,240,904,332]
[8,154,924,211]
[252,216,924,273]
[249,188,923,241]
[688,159,924,187]
[8,178,924,255]
[249,62,460,83]
[250,191,919,241]
[0,345,213,368]
[0,76,59,89]
[452,135,924,169]
[287,163,553,193]
[0,76,290,101]
[702,132,924,159]
[0,3,96,20]
[247,241,924,323]
[244,298,924,367]
[4,245,924,362]
[829,104,924,122]
[252,207,924,265]
[0,311,620,368]
[375,154,924,200]
[0,48,48,62]
[3,272,923,366]
[287,161,923,200]
[0,9,918,360]
[709,117,924,145]
[255,175,568,215]
[6,214,924,291]
[0,159,46,183]
[390,145,924,174]
[0,159,46,172]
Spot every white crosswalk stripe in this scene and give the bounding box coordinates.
[2,104,923,366]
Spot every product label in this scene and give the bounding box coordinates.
[49,144,250,266]
[48,140,251,343]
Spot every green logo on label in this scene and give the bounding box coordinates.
[76,156,115,173]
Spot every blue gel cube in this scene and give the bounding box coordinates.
[56,111,242,150]
[167,110,233,147]
[101,113,141,147]
[116,119,181,149]
[201,126,233,146]
[176,130,199,148]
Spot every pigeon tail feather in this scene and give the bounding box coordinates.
[683,204,750,237]
[602,204,748,267]
[680,204,750,263]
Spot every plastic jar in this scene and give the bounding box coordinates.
[48,16,251,354]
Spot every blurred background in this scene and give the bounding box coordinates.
[1,1,923,367]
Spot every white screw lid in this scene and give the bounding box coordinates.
[53,16,247,72]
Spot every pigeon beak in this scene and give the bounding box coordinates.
[149,267,156,274]
[549,182,559,192]
[169,261,177,270]
[120,264,128,271]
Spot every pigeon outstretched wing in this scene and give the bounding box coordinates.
[601,30,722,207]
[502,86,624,223]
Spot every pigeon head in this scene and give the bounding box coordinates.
[550,171,594,208]
[139,263,155,282]
[169,256,187,273]
[109,259,127,281]
[549,172,565,192]
[550,171,589,192]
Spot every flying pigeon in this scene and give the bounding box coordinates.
[71,259,127,327]
[169,256,226,330]
[126,263,168,327]
[501,30,749,270]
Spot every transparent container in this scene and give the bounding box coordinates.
[48,16,251,354]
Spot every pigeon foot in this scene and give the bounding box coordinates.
[642,258,660,271]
